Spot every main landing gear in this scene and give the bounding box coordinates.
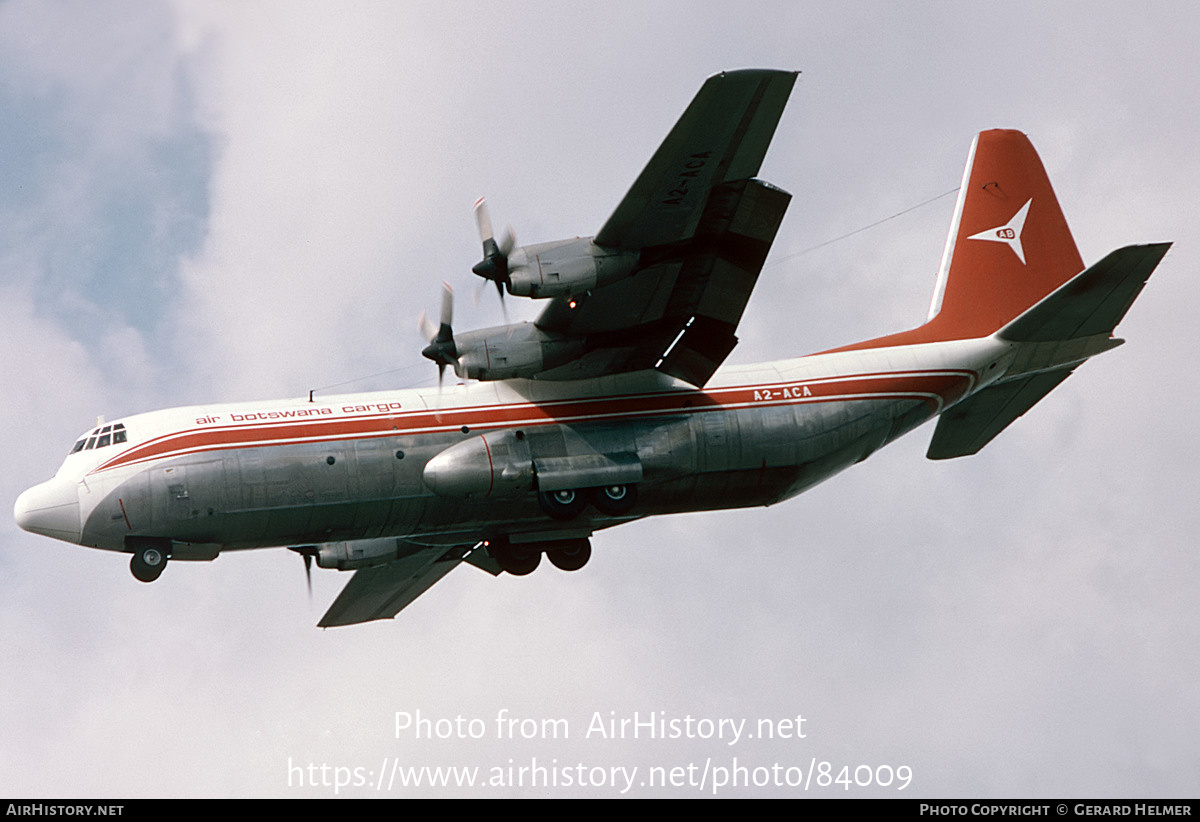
[128,538,169,582]
[538,484,637,520]
[545,539,591,571]
[488,537,592,576]
[489,539,543,576]
[538,489,587,520]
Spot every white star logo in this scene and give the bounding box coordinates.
[967,198,1032,264]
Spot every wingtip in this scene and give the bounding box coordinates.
[711,67,801,81]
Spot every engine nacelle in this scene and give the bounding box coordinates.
[311,537,411,570]
[423,428,534,498]
[507,237,638,299]
[452,322,584,381]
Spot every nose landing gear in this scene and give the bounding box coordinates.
[128,539,169,582]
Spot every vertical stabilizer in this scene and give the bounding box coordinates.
[926,129,1084,338]
[831,130,1085,353]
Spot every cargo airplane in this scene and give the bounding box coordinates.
[14,70,1169,627]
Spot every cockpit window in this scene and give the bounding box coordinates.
[70,423,127,455]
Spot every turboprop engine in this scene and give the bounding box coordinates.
[470,198,639,300]
[452,323,584,381]
[503,237,639,299]
[291,537,416,572]
[419,285,584,383]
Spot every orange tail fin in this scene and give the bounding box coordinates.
[834,130,1085,352]
[927,129,1084,336]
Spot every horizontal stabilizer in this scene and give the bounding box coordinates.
[929,241,1169,459]
[1000,243,1171,342]
[926,367,1075,460]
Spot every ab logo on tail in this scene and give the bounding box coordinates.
[968,198,1032,264]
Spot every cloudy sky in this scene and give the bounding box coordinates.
[1,0,1196,798]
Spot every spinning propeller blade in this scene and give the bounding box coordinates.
[419,283,457,386]
[471,198,516,307]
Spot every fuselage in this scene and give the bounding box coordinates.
[15,337,1008,558]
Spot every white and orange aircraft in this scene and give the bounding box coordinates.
[14,70,1169,627]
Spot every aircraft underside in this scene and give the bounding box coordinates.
[77,376,952,571]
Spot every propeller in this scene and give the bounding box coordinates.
[288,545,318,599]
[471,198,517,307]
[419,282,457,386]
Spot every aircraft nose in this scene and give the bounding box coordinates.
[14,477,81,543]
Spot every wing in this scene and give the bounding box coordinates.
[536,177,791,386]
[535,69,796,386]
[596,69,797,249]
[317,543,469,627]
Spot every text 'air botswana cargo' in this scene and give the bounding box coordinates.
[15,70,1170,626]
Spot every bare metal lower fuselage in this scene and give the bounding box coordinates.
[63,338,999,558]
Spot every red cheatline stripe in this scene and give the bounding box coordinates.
[92,369,976,475]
